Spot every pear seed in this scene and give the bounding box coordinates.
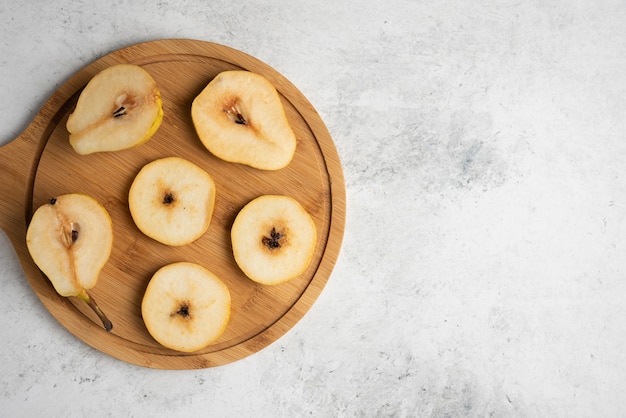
[175,303,191,319]
[224,104,247,125]
[112,106,127,118]
[70,222,80,243]
[262,227,283,249]
[234,113,246,124]
[163,193,174,205]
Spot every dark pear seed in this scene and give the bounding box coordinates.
[235,112,247,125]
[175,303,190,318]
[163,193,174,205]
[113,106,127,118]
[262,227,283,249]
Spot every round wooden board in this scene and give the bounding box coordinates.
[0,39,345,369]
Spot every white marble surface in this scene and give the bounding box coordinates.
[2,1,626,416]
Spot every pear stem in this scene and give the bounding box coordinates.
[78,291,113,332]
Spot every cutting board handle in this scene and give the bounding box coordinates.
[0,131,41,245]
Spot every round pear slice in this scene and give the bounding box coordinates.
[26,193,114,331]
[128,157,216,246]
[141,262,231,352]
[191,70,297,170]
[231,195,317,285]
[67,64,163,155]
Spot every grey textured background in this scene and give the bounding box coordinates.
[2,1,626,416]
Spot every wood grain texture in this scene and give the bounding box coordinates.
[0,39,345,369]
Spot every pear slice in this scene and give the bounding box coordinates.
[231,195,317,285]
[26,193,114,331]
[67,64,163,155]
[128,157,216,247]
[191,70,297,170]
[141,262,231,352]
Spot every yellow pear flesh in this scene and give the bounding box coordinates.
[141,262,231,352]
[26,193,113,331]
[128,157,216,246]
[191,70,297,170]
[231,195,317,285]
[67,64,163,155]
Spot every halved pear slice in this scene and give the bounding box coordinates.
[231,195,317,285]
[141,262,231,352]
[26,193,114,331]
[191,70,297,170]
[128,157,216,246]
[67,64,163,155]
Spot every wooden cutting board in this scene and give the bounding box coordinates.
[0,39,345,369]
